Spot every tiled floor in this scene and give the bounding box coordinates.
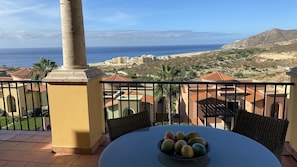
[0,130,296,167]
[0,130,108,167]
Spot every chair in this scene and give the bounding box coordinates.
[107,111,152,141]
[232,110,289,160]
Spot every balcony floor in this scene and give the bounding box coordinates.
[0,131,296,167]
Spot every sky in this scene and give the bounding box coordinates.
[0,0,296,48]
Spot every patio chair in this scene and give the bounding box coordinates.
[232,110,289,160]
[107,111,152,141]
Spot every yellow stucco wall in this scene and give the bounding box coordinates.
[0,84,46,117]
[48,77,104,152]
[287,77,297,150]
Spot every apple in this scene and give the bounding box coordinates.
[175,131,185,140]
[174,140,187,153]
[192,143,207,155]
[181,145,195,158]
[164,131,175,140]
[161,139,175,153]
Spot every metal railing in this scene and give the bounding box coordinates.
[101,80,294,130]
[0,79,293,131]
[0,80,50,131]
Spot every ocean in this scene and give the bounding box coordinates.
[0,44,223,68]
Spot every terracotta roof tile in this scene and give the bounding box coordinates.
[26,83,47,92]
[189,91,225,102]
[0,77,13,81]
[201,72,234,81]
[128,91,154,104]
[103,75,132,81]
[245,88,264,102]
[0,67,9,72]
[10,68,31,79]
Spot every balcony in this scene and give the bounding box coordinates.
[1,79,297,166]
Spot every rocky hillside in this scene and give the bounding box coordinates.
[222,28,297,49]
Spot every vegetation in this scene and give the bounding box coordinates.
[31,57,58,80]
[154,64,181,123]
[0,116,50,130]
[97,47,296,82]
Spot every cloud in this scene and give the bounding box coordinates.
[0,1,44,16]
[0,31,62,48]
[101,12,129,23]
[0,30,242,48]
[85,30,238,46]
[0,1,60,32]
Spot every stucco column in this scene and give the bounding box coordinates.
[43,0,105,154]
[60,0,88,69]
[286,67,297,157]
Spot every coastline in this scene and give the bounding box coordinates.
[89,50,215,67]
[0,44,223,68]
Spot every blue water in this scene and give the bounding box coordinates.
[0,44,223,68]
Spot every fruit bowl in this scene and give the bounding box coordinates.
[157,139,210,161]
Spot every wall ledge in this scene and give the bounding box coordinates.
[43,67,103,83]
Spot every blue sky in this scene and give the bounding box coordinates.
[0,0,296,48]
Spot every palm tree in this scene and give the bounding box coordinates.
[155,64,181,124]
[31,57,57,80]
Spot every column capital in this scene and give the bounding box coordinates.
[43,67,103,83]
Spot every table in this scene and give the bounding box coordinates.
[99,125,281,167]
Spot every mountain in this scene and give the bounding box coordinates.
[222,28,297,49]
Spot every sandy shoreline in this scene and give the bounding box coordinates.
[89,50,214,66]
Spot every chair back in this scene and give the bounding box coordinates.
[232,110,289,160]
[107,111,152,141]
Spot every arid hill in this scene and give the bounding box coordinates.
[222,28,297,50]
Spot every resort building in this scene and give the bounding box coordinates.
[179,72,288,129]
[102,74,156,121]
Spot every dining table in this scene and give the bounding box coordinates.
[98,125,281,167]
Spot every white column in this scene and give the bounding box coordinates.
[60,0,88,69]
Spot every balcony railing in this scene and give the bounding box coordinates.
[101,80,293,130]
[0,79,293,132]
[0,80,50,131]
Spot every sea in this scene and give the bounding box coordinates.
[0,44,224,68]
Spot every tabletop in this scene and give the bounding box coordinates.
[99,125,281,167]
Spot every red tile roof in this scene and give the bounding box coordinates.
[0,77,13,81]
[0,67,9,72]
[10,68,31,79]
[129,91,154,104]
[103,75,132,81]
[26,83,47,92]
[190,91,225,102]
[245,88,264,102]
[201,72,234,81]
